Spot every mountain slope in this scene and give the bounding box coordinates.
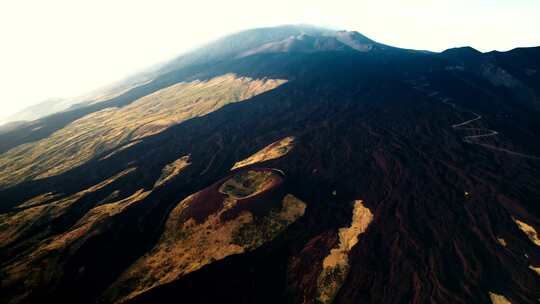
[0,25,386,155]
[0,74,286,188]
[0,25,539,304]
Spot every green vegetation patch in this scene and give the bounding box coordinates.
[231,194,306,250]
[232,210,289,250]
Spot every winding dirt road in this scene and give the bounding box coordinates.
[411,78,540,160]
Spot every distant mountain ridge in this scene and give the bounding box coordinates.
[0,24,540,304]
[0,25,383,128]
[0,24,502,130]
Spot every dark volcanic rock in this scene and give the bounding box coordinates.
[0,26,539,304]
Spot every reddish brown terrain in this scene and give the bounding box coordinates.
[0,25,539,303]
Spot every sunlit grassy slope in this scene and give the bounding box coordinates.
[0,74,286,188]
[231,136,294,170]
[0,155,192,303]
[106,169,305,302]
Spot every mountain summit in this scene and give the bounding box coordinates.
[0,25,539,304]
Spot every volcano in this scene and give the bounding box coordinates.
[0,25,539,304]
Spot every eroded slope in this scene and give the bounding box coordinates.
[0,34,539,304]
[0,74,286,188]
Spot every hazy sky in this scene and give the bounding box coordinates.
[1,0,539,121]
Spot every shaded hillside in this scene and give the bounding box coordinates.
[0,25,382,155]
[0,26,539,304]
[0,74,286,188]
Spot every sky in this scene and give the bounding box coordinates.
[0,0,539,122]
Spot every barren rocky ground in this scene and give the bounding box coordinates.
[0,26,539,303]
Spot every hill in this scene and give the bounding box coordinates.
[0,25,539,304]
